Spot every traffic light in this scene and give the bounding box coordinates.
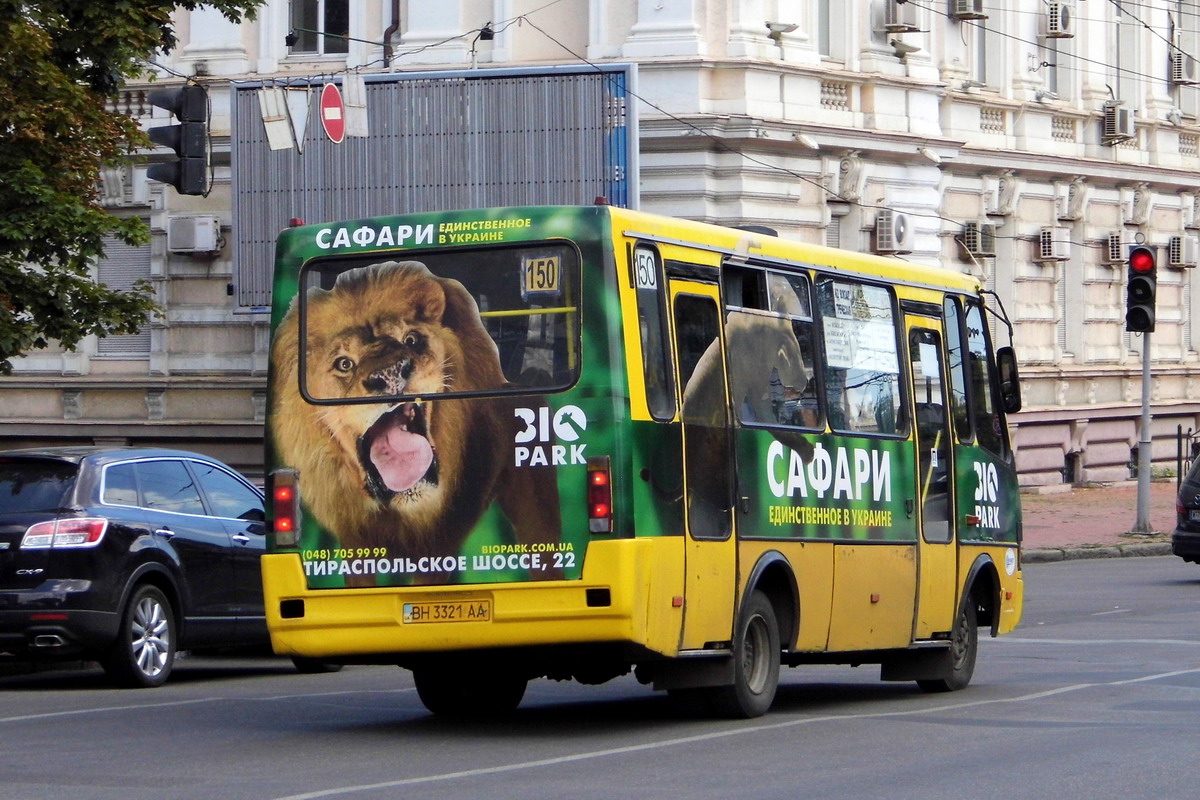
[1125,244,1157,333]
[146,84,208,196]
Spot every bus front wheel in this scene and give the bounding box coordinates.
[411,664,527,717]
[707,590,780,718]
[917,600,978,693]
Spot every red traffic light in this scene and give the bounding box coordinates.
[1129,246,1156,273]
[1126,246,1157,333]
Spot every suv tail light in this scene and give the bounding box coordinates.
[268,469,301,547]
[587,456,613,533]
[21,518,109,549]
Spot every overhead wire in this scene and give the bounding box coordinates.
[907,0,1188,91]
[151,1,1199,258]
[515,13,1093,258]
[851,0,1200,253]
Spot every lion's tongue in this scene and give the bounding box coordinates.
[369,426,434,493]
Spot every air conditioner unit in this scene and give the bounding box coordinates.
[875,209,913,254]
[1038,226,1071,261]
[1102,102,1136,144]
[1043,2,1073,38]
[1169,234,1199,267]
[950,0,987,21]
[961,221,996,257]
[884,0,921,33]
[1172,54,1199,86]
[1104,232,1125,265]
[167,215,222,254]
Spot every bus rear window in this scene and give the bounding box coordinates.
[294,245,579,402]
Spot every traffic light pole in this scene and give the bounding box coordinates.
[1125,244,1157,534]
[1134,332,1153,534]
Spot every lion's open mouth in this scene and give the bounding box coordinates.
[359,403,438,501]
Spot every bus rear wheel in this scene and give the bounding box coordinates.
[917,599,978,693]
[706,590,780,718]
[411,664,527,717]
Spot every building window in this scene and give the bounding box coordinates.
[969,14,1004,91]
[289,0,349,55]
[1175,0,1199,119]
[971,21,988,86]
[817,0,844,61]
[96,234,151,358]
[1041,37,1067,99]
[1114,5,1141,106]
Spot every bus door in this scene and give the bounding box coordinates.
[905,318,957,638]
[669,280,737,651]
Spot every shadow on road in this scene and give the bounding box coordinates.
[0,653,297,691]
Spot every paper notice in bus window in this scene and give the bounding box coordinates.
[634,246,658,290]
[916,342,939,377]
[829,282,860,319]
[522,255,561,300]
[823,318,898,373]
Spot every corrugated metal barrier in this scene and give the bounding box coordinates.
[231,65,636,310]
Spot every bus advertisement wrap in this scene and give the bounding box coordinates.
[741,432,917,541]
[267,208,618,589]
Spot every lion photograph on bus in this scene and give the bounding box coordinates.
[270,259,561,582]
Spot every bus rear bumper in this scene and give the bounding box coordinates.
[261,539,684,661]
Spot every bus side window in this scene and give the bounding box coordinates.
[635,246,676,420]
[815,279,904,436]
[768,273,821,429]
[724,269,820,430]
[964,301,1008,458]
[943,296,973,442]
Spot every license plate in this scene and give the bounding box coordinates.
[403,600,491,624]
[1189,510,1200,522]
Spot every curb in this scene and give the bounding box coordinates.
[1022,541,1174,563]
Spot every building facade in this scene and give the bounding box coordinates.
[4,0,1200,485]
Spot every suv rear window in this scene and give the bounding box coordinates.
[0,459,77,513]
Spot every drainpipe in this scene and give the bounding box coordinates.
[382,0,399,67]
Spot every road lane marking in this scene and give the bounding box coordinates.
[262,689,415,701]
[0,689,413,724]
[0,698,213,724]
[270,666,1200,800]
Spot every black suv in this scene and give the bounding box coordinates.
[0,447,270,687]
[1175,455,1200,565]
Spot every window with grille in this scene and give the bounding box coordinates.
[96,233,151,357]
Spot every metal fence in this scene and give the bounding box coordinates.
[1179,425,1200,489]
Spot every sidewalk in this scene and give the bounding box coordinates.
[1019,480,1177,563]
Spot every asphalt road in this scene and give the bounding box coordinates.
[1,556,1197,800]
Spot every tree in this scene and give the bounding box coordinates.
[0,0,261,374]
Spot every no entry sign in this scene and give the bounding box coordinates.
[320,83,345,144]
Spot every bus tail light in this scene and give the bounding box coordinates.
[587,456,613,533]
[268,469,301,547]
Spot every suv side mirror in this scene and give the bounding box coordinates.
[996,346,1022,414]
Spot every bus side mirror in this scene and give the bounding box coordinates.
[996,346,1022,414]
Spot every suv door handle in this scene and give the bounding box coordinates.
[154,527,175,540]
[231,533,250,545]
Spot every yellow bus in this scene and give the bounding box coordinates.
[262,204,1024,718]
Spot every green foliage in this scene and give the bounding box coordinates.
[0,0,261,374]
